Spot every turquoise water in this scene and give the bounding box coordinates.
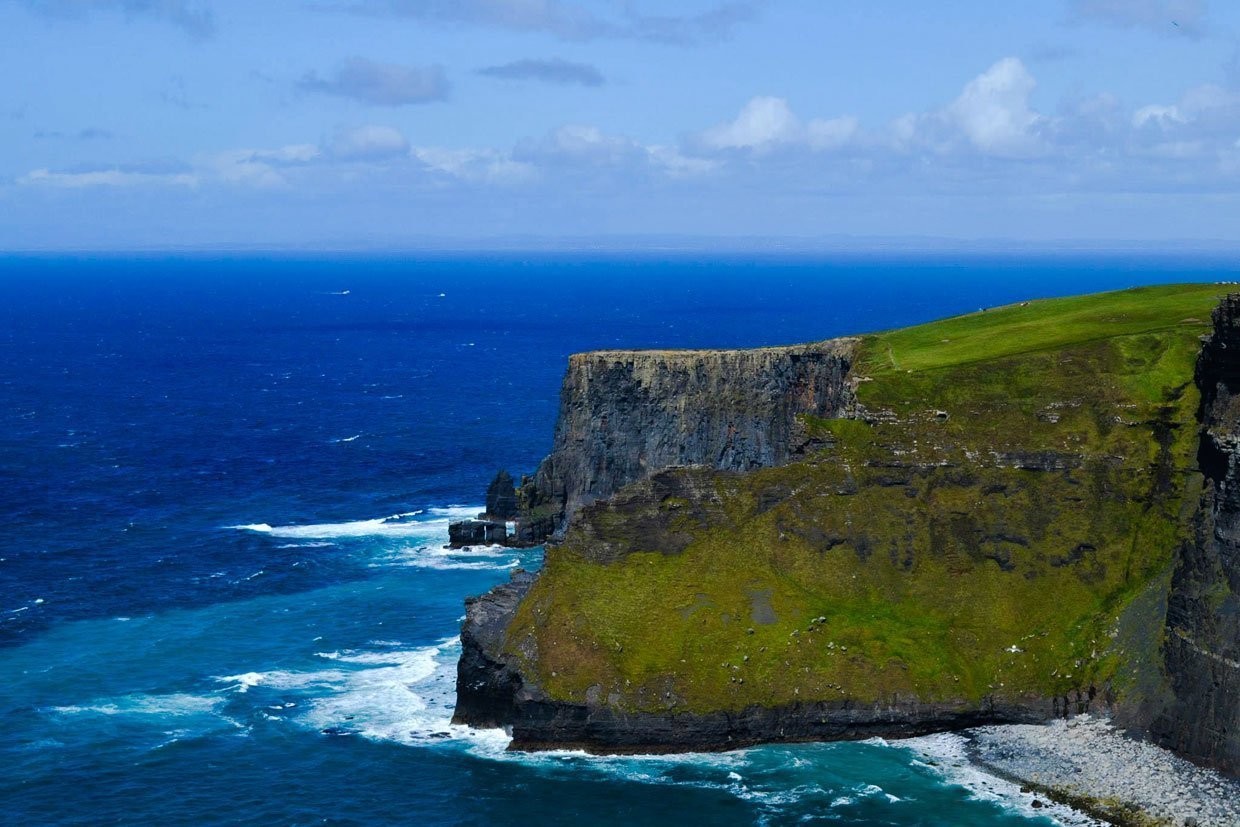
[7,253,1231,824]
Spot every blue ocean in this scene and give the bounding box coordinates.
[4,253,1235,825]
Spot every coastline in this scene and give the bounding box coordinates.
[914,715,1240,827]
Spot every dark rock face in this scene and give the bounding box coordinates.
[453,570,536,728]
[448,519,507,548]
[531,339,857,523]
[565,467,732,564]
[485,470,519,521]
[502,696,1061,754]
[1152,295,1240,774]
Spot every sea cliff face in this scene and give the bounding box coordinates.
[454,285,1240,771]
[1151,294,1240,774]
[530,340,857,522]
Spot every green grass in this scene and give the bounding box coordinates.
[859,283,1223,375]
[502,284,1228,714]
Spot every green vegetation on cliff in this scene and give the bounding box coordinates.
[503,284,1227,715]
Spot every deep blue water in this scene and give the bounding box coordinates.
[3,252,1236,825]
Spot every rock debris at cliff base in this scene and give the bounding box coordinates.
[968,715,1240,827]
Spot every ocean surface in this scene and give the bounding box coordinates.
[4,252,1236,825]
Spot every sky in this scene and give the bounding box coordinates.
[3,0,1240,249]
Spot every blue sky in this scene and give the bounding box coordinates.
[4,0,1240,249]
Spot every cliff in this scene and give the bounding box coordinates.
[1149,294,1240,772]
[529,340,857,524]
[454,284,1240,772]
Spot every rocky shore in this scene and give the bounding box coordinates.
[963,716,1240,826]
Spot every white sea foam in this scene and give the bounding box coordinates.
[372,540,523,572]
[219,636,509,750]
[314,649,407,665]
[331,434,361,443]
[230,506,478,540]
[900,732,1102,826]
[395,554,521,572]
[52,694,234,724]
[205,636,1056,823]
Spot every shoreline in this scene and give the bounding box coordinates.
[934,715,1240,827]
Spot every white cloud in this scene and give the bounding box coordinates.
[514,124,718,176]
[700,96,800,150]
[256,144,321,163]
[412,146,536,184]
[806,116,860,151]
[330,125,410,159]
[1132,85,1240,139]
[1133,104,1186,128]
[18,167,198,188]
[547,124,637,159]
[646,144,718,176]
[698,96,859,153]
[888,58,1047,157]
[201,144,321,188]
[944,57,1043,156]
[202,152,287,188]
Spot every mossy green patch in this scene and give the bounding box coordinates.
[505,284,1228,715]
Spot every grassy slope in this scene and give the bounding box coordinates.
[506,284,1227,715]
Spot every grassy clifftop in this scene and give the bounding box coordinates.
[502,284,1227,716]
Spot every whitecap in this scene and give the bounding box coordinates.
[314,649,406,665]
[216,637,508,751]
[395,556,521,572]
[229,506,478,541]
[331,434,361,444]
[52,693,228,718]
[216,668,348,693]
[216,672,268,693]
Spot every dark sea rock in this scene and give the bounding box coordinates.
[452,570,535,729]
[447,519,507,548]
[485,470,519,521]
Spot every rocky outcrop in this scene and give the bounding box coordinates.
[1152,295,1240,774]
[448,519,507,548]
[451,338,859,548]
[484,470,519,521]
[453,570,535,728]
[531,339,858,523]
